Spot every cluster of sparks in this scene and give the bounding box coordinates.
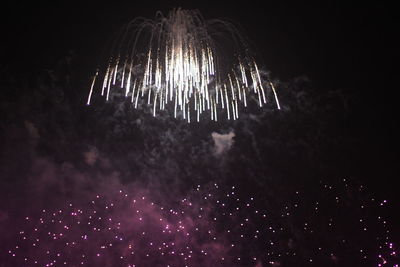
[87,9,280,122]
[6,179,398,266]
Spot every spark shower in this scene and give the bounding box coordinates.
[87,8,280,122]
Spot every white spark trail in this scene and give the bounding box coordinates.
[87,9,281,121]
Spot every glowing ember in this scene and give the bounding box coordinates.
[6,180,398,266]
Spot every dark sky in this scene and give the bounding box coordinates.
[1,1,397,90]
[1,1,398,192]
[1,2,399,264]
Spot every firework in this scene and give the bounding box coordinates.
[6,180,398,266]
[87,8,280,122]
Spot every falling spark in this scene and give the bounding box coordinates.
[87,8,281,121]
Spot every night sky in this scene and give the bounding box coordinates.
[1,1,399,266]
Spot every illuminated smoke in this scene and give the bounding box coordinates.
[87,8,280,122]
[212,131,235,156]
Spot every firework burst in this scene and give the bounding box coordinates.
[87,8,280,122]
